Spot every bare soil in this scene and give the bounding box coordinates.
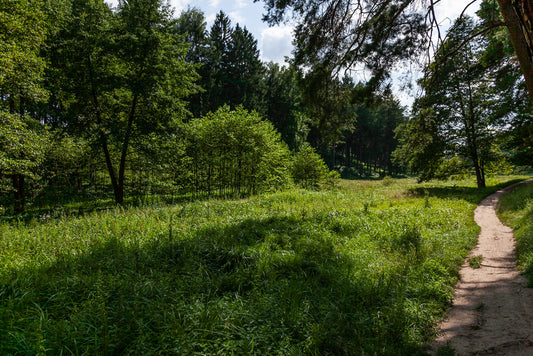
[430,180,533,355]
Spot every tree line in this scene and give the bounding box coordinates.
[2,0,531,213]
[1,0,407,214]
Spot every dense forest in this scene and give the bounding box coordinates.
[1,0,408,214]
[1,0,532,213]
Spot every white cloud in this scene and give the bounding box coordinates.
[260,25,294,64]
[170,0,190,14]
[234,0,247,9]
[228,11,246,26]
[208,0,221,8]
[433,0,480,31]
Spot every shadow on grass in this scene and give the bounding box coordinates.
[0,191,247,225]
[1,214,428,355]
[408,179,526,205]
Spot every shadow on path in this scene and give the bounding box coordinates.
[431,179,533,355]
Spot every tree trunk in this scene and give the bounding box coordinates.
[12,174,25,214]
[116,95,139,205]
[89,57,121,205]
[498,0,533,105]
[469,131,486,189]
[473,159,486,189]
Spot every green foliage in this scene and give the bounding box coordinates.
[435,156,470,180]
[291,142,338,189]
[477,0,533,166]
[468,255,483,269]
[346,89,406,178]
[0,0,58,212]
[497,180,533,284]
[394,108,445,182]
[174,6,208,63]
[262,63,307,150]
[3,177,523,354]
[184,106,292,196]
[395,16,511,189]
[51,0,200,204]
[299,69,357,153]
[0,112,49,181]
[0,0,48,99]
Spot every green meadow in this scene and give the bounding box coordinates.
[0,177,528,355]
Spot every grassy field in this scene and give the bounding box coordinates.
[497,179,533,285]
[0,176,527,355]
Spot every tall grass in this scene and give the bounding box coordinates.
[497,180,533,285]
[0,177,525,354]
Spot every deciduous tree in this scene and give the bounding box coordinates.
[395,17,504,188]
[0,0,53,212]
[53,0,199,204]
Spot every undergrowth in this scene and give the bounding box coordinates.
[0,176,525,354]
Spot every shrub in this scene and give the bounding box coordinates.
[291,143,339,189]
[184,106,292,196]
[382,175,394,186]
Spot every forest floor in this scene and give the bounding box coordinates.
[430,179,533,355]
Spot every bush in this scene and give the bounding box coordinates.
[291,143,339,189]
[184,106,292,196]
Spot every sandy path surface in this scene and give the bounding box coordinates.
[430,180,533,355]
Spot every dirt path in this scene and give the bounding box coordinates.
[430,180,533,355]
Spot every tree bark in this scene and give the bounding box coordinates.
[88,56,120,204]
[498,0,533,106]
[116,94,138,205]
[12,174,25,214]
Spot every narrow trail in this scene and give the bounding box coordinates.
[431,180,533,355]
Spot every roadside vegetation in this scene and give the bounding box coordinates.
[0,176,526,354]
[497,180,533,285]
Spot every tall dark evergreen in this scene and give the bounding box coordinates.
[263,63,305,150]
[225,24,265,111]
[342,89,406,177]
[180,10,265,117]
[301,70,357,167]
[174,6,208,63]
[175,7,209,117]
